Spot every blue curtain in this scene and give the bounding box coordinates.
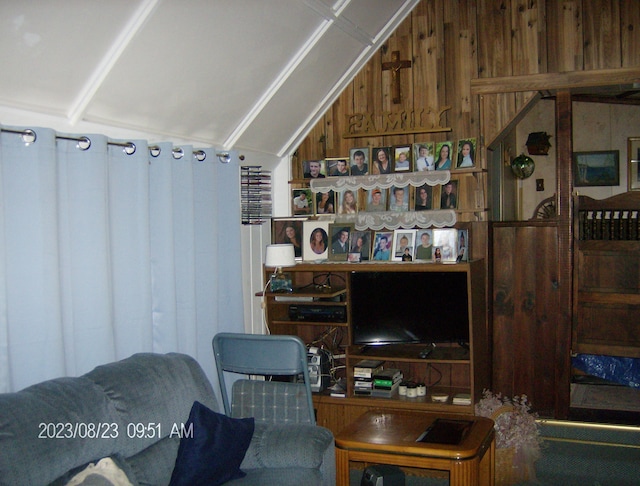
[0,126,244,393]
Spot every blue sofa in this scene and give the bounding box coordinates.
[0,352,335,485]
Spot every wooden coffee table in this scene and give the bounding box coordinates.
[334,410,495,486]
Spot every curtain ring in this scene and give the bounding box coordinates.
[194,150,206,162]
[217,152,231,164]
[149,146,161,157]
[123,142,136,155]
[77,137,91,150]
[172,147,184,159]
[21,129,37,144]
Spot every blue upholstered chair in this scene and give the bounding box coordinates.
[212,332,316,425]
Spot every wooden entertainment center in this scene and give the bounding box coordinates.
[263,260,489,434]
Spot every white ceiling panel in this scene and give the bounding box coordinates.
[0,0,142,114]
[0,0,419,154]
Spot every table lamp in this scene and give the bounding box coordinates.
[265,244,295,292]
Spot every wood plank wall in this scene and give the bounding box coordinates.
[294,0,640,168]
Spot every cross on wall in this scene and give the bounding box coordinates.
[382,51,412,104]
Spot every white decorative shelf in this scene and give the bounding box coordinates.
[308,171,458,230]
[335,210,457,231]
[309,171,450,193]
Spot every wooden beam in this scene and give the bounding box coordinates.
[471,68,640,95]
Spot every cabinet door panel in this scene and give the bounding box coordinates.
[492,224,560,416]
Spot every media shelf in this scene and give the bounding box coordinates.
[263,260,489,433]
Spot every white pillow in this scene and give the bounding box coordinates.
[65,457,133,486]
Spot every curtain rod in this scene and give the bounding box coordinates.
[0,127,240,163]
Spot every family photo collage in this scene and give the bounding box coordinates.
[272,220,469,265]
[292,139,476,217]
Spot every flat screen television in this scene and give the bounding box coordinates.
[350,271,470,346]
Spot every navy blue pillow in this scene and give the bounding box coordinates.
[169,401,255,486]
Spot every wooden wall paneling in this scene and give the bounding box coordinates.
[510,0,545,108]
[443,0,478,137]
[529,225,561,417]
[380,12,415,148]
[329,82,353,156]
[582,0,622,69]
[476,0,512,79]
[491,226,517,395]
[492,224,560,417]
[546,0,583,72]
[511,227,539,411]
[294,119,326,173]
[621,0,640,67]
[351,50,382,160]
[411,0,440,146]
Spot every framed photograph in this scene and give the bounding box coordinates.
[303,220,329,261]
[433,246,443,262]
[371,146,392,174]
[350,147,370,176]
[393,145,412,172]
[315,190,336,215]
[328,223,353,261]
[573,150,620,187]
[291,188,313,216]
[271,218,304,260]
[392,229,416,261]
[439,180,458,209]
[415,229,433,261]
[326,157,350,176]
[414,184,433,211]
[413,142,435,171]
[456,138,476,168]
[337,189,358,215]
[366,187,387,211]
[389,185,410,212]
[628,137,640,191]
[457,229,469,262]
[349,230,372,261]
[371,231,394,261]
[302,159,326,179]
[433,228,458,262]
[435,141,454,170]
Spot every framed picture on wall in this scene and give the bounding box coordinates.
[271,218,304,260]
[392,229,416,261]
[349,230,372,261]
[573,150,620,187]
[456,138,476,168]
[628,137,640,191]
[303,220,329,261]
[326,157,350,176]
[291,188,313,216]
[350,147,370,176]
[413,142,435,171]
[393,145,412,172]
[302,159,326,179]
[328,223,353,261]
[371,231,393,261]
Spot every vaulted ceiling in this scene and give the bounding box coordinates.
[0,0,419,156]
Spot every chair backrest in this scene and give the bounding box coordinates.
[212,332,315,425]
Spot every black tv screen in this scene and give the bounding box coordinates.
[350,271,470,346]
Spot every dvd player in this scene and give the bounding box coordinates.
[289,304,346,322]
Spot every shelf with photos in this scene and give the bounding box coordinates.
[271,216,469,265]
[288,170,485,228]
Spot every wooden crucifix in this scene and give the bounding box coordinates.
[382,51,412,104]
